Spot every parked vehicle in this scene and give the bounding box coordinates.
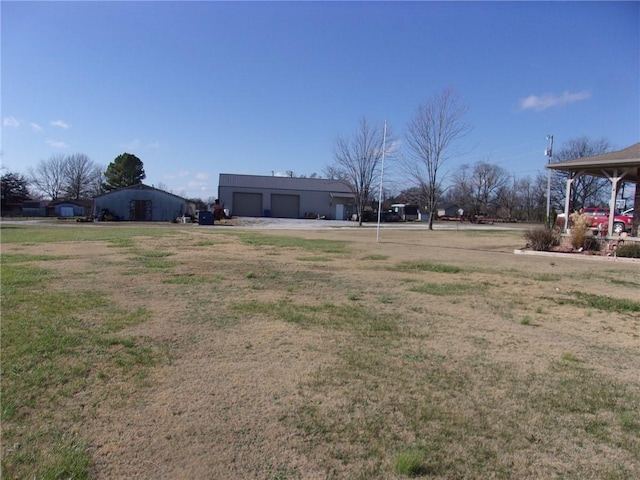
[360,207,378,222]
[381,210,401,222]
[390,204,420,221]
[581,207,633,234]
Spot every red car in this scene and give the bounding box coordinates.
[581,207,633,234]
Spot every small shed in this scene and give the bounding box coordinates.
[47,199,93,218]
[21,200,47,217]
[94,184,191,222]
[438,204,463,218]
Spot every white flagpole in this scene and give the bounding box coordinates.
[376,121,387,243]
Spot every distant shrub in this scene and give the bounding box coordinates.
[617,243,640,258]
[569,212,590,250]
[583,235,604,252]
[524,227,560,251]
[520,316,532,325]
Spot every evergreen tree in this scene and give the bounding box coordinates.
[103,153,146,190]
[1,171,31,212]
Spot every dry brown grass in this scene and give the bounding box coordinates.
[2,223,639,479]
[569,211,591,249]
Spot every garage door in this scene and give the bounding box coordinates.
[271,194,300,218]
[233,192,263,217]
[130,200,152,221]
[60,206,75,217]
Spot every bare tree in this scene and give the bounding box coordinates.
[154,182,171,193]
[327,118,390,225]
[395,186,425,206]
[469,161,508,217]
[29,154,67,200]
[88,169,106,198]
[403,87,471,229]
[532,172,551,222]
[450,163,473,216]
[495,175,519,220]
[509,174,546,222]
[448,164,547,222]
[551,137,611,211]
[64,153,103,199]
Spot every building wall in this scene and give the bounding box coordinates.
[219,186,355,219]
[218,175,356,220]
[21,201,47,217]
[95,186,188,221]
[53,203,88,217]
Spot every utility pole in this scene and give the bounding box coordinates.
[545,134,554,227]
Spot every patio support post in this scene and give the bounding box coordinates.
[605,169,620,236]
[563,174,573,232]
[634,182,640,236]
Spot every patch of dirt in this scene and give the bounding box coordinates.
[88,320,331,479]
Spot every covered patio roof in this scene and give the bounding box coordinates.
[545,142,639,236]
[546,142,640,183]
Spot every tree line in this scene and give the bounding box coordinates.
[324,87,631,227]
[3,87,632,220]
[1,153,146,213]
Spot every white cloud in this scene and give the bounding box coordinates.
[164,171,190,180]
[30,123,43,132]
[3,117,21,127]
[195,172,209,181]
[50,120,70,128]
[46,139,68,148]
[520,90,591,111]
[121,139,141,150]
[386,139,402,155]
[147,141,161,149]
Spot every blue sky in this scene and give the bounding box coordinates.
[2,1,639,200]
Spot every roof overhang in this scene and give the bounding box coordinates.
[546,142,640,183]
[330,192,355,199]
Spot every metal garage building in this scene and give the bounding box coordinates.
[48,199,93,218]
[93,184,192,222]
[218,174,356,220]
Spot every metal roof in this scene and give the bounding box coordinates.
[546,142,640,183]
[219,173,353,193]
[94,183,190,201]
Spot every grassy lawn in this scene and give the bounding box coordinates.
[1,222,639,479]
